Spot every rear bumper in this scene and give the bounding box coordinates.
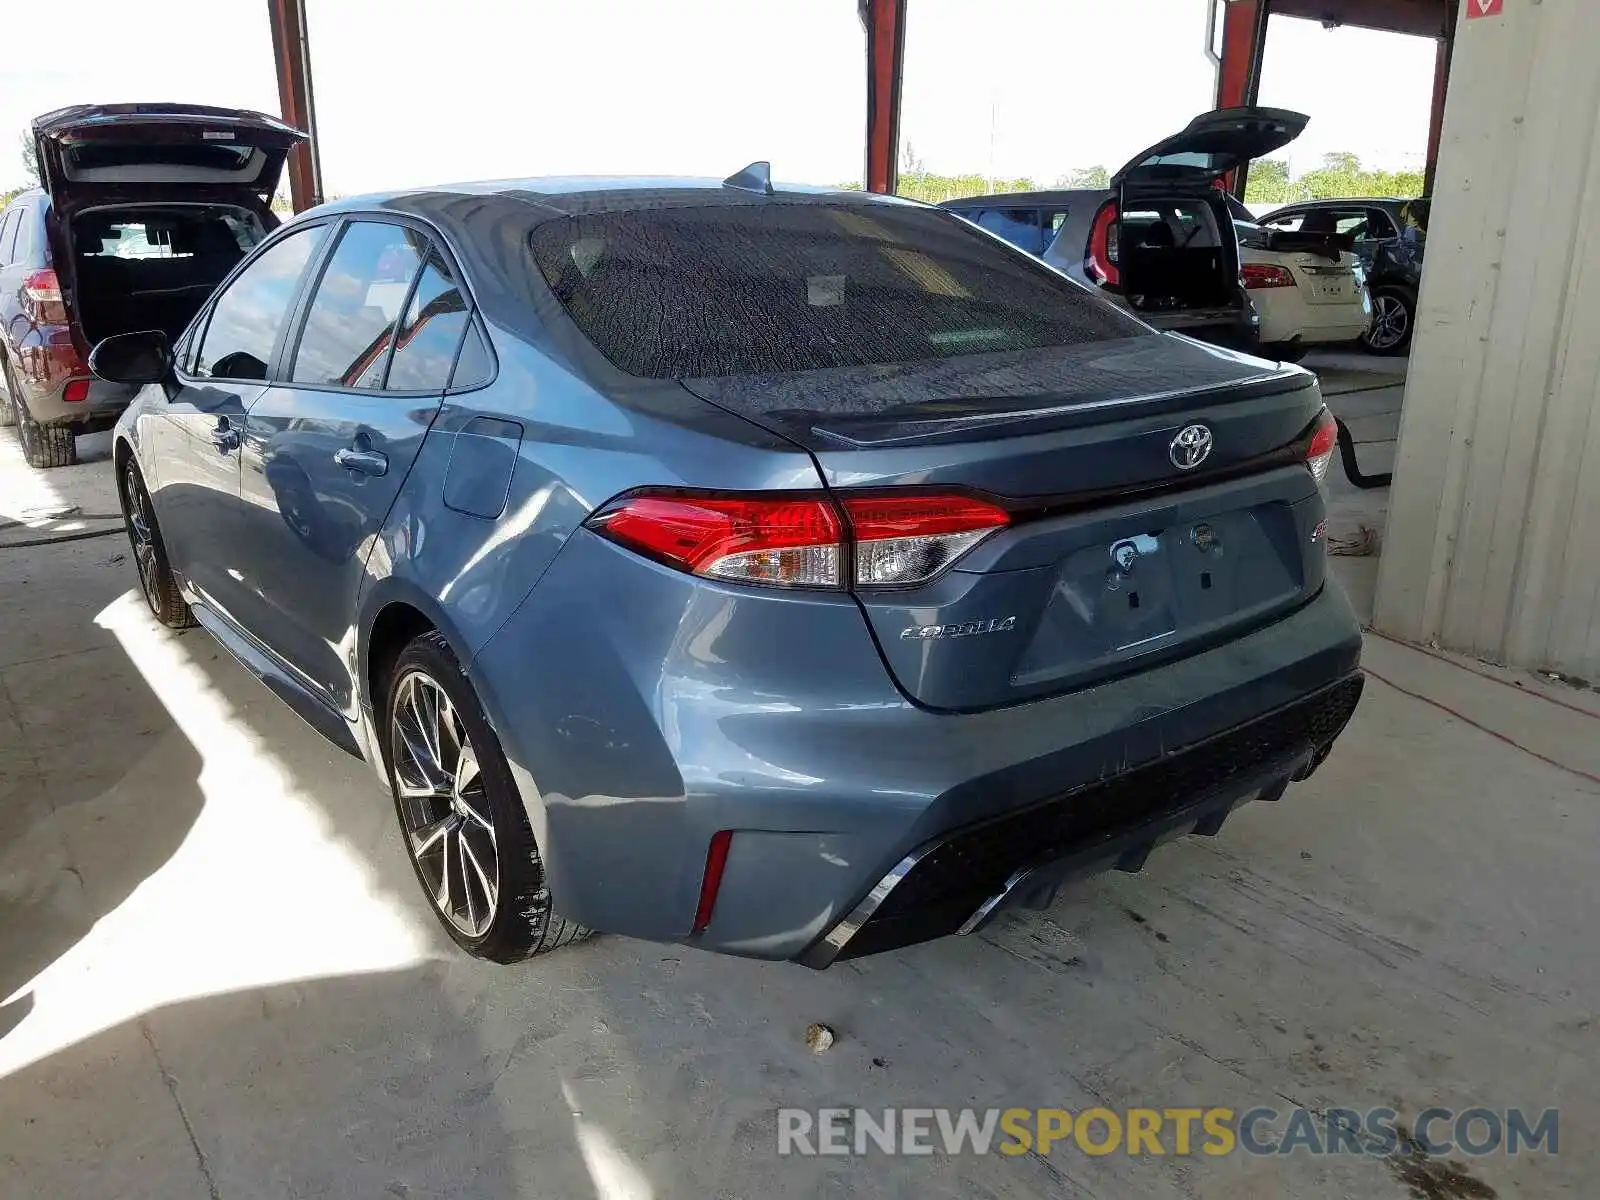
[799,672,1361,965]
[24,377,135,428]
[471,532,1364,964]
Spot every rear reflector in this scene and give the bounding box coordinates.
[1242,263,1297,289]
[589,490,1010,589]
[1306,408,1337,484]
[62,378,90,404]
[693,830,734,934]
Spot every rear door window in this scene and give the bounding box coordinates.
[385,247,472,391]
[0,210,19,264]
[194,223,328,381]
[1365,208,1400,240]
[530,202,1145,379]
[1041,208,1070,248]
[973,207,1045,255]
[290,221,426,389]
[449,322,493,390]
[1332,211,1372,239]
[9,210,32,263]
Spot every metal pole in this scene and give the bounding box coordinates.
[860,0,907,195]
[267,0,321,212]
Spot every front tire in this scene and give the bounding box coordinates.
[385,631,588,962]
[119,460,196,629]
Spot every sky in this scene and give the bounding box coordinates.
[1,0,1437,197]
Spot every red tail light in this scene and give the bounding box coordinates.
[1305,408,1337,484]
[588,490,1010,589]
[21,269,66,323]
[62,379,90,403]
[591,494,844,587]
[693,830,733,933]
[1086,202,1120,287]
[1242,263,1296,289]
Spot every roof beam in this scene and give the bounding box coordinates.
[1270,0,1450,39]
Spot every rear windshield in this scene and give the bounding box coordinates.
[75,208,263,259]
[529,202,1147,378]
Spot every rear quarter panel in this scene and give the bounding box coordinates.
[353,332,823,716]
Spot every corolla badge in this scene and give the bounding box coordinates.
[1169,423,1214,470]
[901,616,1017,640]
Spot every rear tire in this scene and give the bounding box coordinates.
[119,460,196,629]
[384,631,590,963]
[1361,286,1415,356]
[0,358,15,428]
[19,417,77,468]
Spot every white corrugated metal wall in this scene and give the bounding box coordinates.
[1375,0,1600,677]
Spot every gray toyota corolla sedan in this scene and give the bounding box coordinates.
[93,160,1363,967]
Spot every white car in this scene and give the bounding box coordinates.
[1226,196,1370,361]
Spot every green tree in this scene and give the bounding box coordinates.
[1054,165,1109,189]
[1244,158,1297,206]
[18,131,39,187]
[1297,151,1423,201]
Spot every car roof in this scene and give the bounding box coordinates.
[309,176,926,221]
[940,190,1100,208]
[1272,196,1413,208]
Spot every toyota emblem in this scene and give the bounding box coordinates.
[1169,423,1214,471]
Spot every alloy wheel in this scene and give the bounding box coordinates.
[390,670,499,937]
[1368,294,1409,351]
[124,467,163,615]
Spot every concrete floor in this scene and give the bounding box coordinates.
[2,410,1597,1199]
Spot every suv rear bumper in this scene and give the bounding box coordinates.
[24,376,135,428]
[471,531,1363,964]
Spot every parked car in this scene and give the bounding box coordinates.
[96,171,1364,966]
[0,103,301,467]
[1224,195,1371,361]
[1258,197,1428,355]
[944,107,1312,353]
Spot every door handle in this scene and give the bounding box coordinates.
[209,418,240,452]
[334,446,388,476]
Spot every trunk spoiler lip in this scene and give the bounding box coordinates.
[588,407,1330,529]
[803,367,1316,449]
[986,406,1330,524]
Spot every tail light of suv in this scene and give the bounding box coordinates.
[588,490,1011,590]
[21,269,67,324]
[1085,202,1120,287]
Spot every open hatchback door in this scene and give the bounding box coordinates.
[32,103,304,216]
[1111,107,1309,193]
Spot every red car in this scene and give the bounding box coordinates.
[0,103,302,467]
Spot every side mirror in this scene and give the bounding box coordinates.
[89,330,174,385]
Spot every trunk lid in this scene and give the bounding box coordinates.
[683,335,1330,711]
[1112,107,1309,191]
[32,103,304,215]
